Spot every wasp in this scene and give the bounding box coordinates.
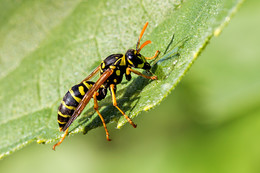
[53,22,160,150]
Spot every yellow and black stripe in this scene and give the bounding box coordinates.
[100,54,128,85]
[57,81,95,130]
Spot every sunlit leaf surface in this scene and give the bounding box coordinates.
[0,0,243,159]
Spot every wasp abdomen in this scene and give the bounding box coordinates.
[57,81,95,130]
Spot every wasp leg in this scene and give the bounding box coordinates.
[110,84,137,128]
[126,67,157,80]
[145,50,160,60]
[52,128,69,150]
[93,92,111,141]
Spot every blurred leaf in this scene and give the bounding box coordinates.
[0,0,243,159]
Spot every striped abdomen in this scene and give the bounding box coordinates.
[57,81,95,130]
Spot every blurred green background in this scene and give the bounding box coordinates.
[1,0,260,173]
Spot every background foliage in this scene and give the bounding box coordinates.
[0,0,242,158]
[1,0,260,173]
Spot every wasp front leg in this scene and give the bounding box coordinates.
[145,50,160,60]
[125,72,132,81]
[126,67,157,80]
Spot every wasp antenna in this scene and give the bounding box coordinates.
[137,40,152,53]
[136,22,149,50]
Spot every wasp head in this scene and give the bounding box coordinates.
[125,22,159,71]
[125,49,151,70]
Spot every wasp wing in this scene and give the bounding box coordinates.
[80,65,101,83]
[62,68,113,131]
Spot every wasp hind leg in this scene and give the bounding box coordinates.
[110,84,137,128]
[52,128,69,150]
[93,92,111,141]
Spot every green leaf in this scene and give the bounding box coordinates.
[0,0,243,159]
